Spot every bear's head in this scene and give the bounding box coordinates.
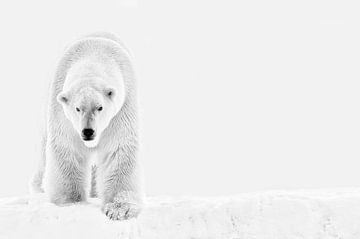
[56,82,124,148]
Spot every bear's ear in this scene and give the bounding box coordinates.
[57,92,69,105]
[104,87,116,100]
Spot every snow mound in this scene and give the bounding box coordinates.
[1,189,360,238]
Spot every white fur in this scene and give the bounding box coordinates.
[30,32,144,220]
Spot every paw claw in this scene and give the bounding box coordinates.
[102,202,141,221]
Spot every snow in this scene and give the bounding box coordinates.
[1,189,360,238]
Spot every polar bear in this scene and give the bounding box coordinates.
[30,32,144,220]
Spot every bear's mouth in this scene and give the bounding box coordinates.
[82,134,95,141]
[83,136,94,141]
[82,137,99,148]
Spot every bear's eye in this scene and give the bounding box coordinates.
[97,106,103,111]
[76,107,80,112]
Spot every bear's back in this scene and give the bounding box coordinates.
[82,32,132,59]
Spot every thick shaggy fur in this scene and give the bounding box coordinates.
[30,33,144,220]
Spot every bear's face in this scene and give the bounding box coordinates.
[57,86,121,148]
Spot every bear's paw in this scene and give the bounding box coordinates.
[102,201,141,220]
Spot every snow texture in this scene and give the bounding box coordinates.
[1,189,360,239]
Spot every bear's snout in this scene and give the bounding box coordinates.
[82,128,95,141]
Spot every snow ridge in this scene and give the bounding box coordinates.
[1,189,360,239]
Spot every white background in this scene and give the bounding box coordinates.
[0,0,359,197]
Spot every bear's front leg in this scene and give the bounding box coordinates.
[44,143,89,204]
[98,146,144,220]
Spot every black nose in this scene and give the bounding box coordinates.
[82,128,94,140]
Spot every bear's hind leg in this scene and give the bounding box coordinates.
[89,165,97,198]
[29,132,47,194]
